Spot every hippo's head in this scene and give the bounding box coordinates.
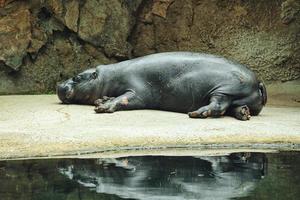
[247,81,268,116]
[57,68,101,105]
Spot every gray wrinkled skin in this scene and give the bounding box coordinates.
[57,52,267,120]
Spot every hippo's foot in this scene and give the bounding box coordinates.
[188,109,211,118]
[188,95,230,119]
[231,105,251,121]
[94,96,117,113]
[94,102,116,113]
[94,91,146,113]
[94,96,115,106]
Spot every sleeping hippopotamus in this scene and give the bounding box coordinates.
[57,52,267,120]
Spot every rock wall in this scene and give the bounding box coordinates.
[0,0,299,94]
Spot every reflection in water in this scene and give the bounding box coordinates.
[0,152,299,200]
[59,154,265,200]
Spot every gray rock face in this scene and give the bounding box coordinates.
[0,0,138,94]
[0,6,31,70]
[64,0,79,32]
[78,0,132,58]
[132,0,300,82]
[281,0,300,25]
[0,0,299,94]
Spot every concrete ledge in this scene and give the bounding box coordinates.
[267,80,300,107]
[0,95,300,160]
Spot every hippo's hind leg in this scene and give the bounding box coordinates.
[94,90,145,113]
[227,105,251,121]
[188,95,231,119]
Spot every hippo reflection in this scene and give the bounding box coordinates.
[57,52,267,120]
[59,153,266,200]
[2,152,300,200]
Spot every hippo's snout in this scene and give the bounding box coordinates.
[57,83,74,104]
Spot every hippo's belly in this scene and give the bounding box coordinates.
[153,71,216,113]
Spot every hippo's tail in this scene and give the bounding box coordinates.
[259,81,267,105]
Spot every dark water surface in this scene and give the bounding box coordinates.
[0,151,299,200]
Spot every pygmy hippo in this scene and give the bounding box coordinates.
[57,52,267,120]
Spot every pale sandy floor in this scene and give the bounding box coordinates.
[0,95,299,159]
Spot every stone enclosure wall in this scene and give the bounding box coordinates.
[0,0,299,94]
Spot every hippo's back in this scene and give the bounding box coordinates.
[120,52,258,92]
[115,52,255,80]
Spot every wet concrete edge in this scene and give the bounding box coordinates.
[2,143,300,161]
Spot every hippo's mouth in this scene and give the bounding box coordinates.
[57,83,75,104]
[65,88,74,99]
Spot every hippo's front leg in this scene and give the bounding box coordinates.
[94,91,145,113]
[188,95,231,119]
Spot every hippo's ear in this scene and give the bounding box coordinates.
[95,67,102,77]
[259,81,267,105]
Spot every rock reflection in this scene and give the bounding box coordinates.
[0,152,299,200]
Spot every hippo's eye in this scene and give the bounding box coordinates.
[72,75,81,82]
[91,72,97,79]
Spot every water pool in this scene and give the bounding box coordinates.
[0,151,299,200]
